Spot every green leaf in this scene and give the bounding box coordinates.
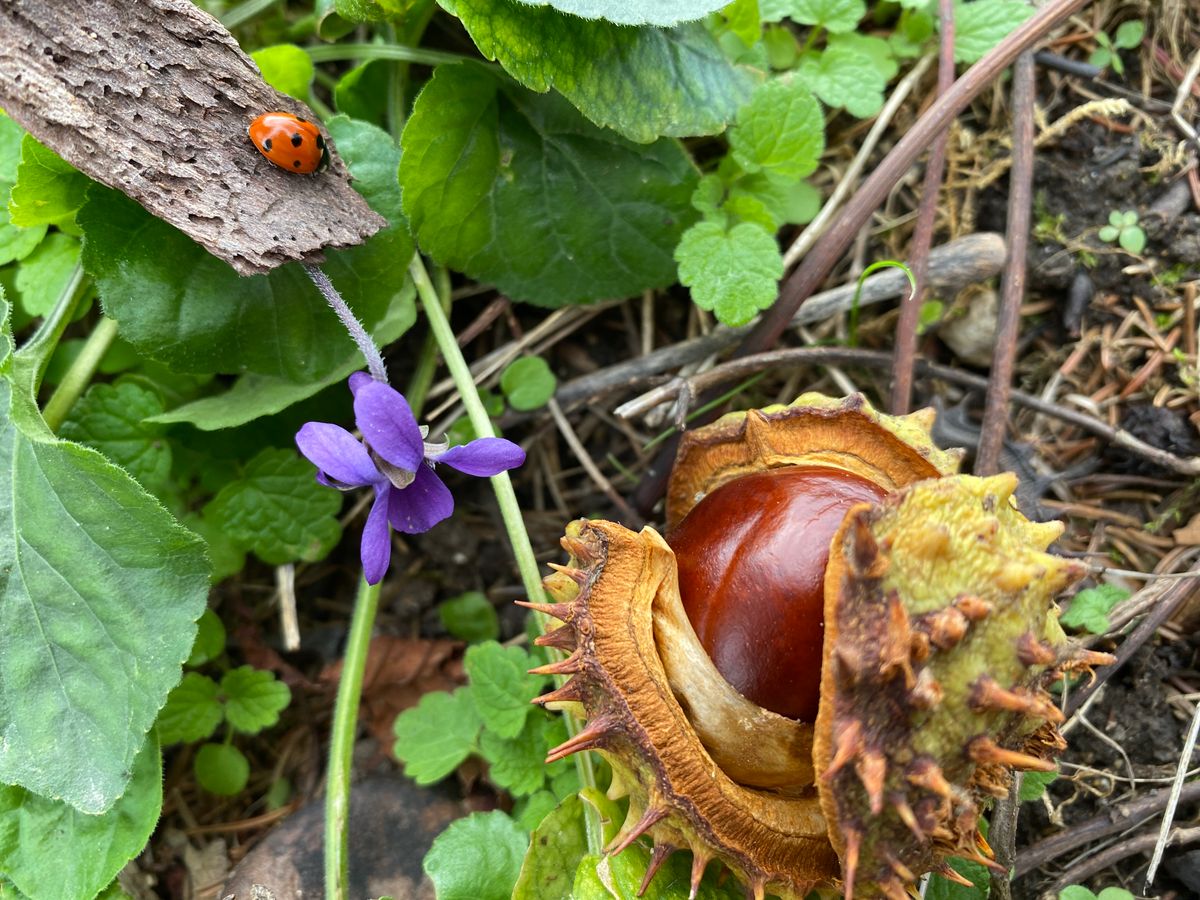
[795,45,885,117]
[0,113,23,183]
[891,8,935,58]
[423,811,529,900]
[925,855,990,900]
[463,642,546,739]
[221,666,291,735]
[203,447,342,565]
[479,713,565,797]
[676,220,782,326]
[763,25,799,69]
[12,232,80,318]
[500,356,558,411]
[58,381,172,493]
[393,688,483,784]
[513,789,559,832]
[789,0,866,33]
[0,200,46,267]
[251,44,315,101]
[505,0,729,25]
[953,0,1033,64]
[1119,226,1145,255]
[572,846,745,899]
[1097,225,1120,242]
[729,79,824,178]
[719,0,762,47]
[513,793,589,899]
[401,64,699,306]
[439,591,501,643]
[1108,210,1124,227]
[187,608,227,667]
[1018,768,1058,802]
[8,136,89,227]
[1060,584,1130,634]
[738,173,820,226]
[194,742,250,796]
[185,512,247,583]
[156,673,224,745]
[1120,210,1138,227]
[1096,889,1135,900]
[828,32,899,81]
[0,734,161,900]
[1057,888,1097,900]
[443,3,756,143]
[1113,20,1144,49]
[0,378,209,813]
[335,61,391,127]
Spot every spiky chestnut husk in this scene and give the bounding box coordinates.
[530,394,1109,899]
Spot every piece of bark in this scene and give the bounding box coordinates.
[0,0,386,276]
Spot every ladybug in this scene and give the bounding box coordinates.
[248,112,328,174]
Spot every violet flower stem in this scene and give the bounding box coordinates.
[409,254,603,854]
[304,264,388,383]
[324,575,381,900]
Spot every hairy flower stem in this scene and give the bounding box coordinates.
[43,315,116,432]
[409,255,603,853]
[304,264,388,383]
[325,576,381,900]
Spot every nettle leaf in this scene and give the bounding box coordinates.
[443,1,756,143]
[0,377,209,813]
[954,0,1033,64]
[221,666,291,735]
[59,381,172,493]
[400,64,699,307]
[1018,768,1057,802]
[479,712,567,797]
[12,232,80,318]
[463,642,547,739]
[500,356,557,411]
[513,793,588,900]
[796,45,886,117]
[439,590,501,643]
[828,32,899,81]
[203,447,342,565]
[186,608,227,667]
[8,135,90,228]
[0,734,161,900]
[194,742,250,796]
[729,79,824,178]
[513,789,559,832]
[252,44,315,102]
[423,811,529,900]
[676,220,783,326]
[1060,584,1130,634]
[925,855,989,900]
[730,172,821,227]
[393,687,483,784]
[789,0,866,33]
[507,0,728,26]
[157,673,223,745]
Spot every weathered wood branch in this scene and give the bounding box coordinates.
[0,0,386,275]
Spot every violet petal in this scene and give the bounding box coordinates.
[296,422,380,487]
[353,380,424,471]
[360,484,393,585]
[433,438,526,477]
[387,464,454,534]
[348,371,373,396]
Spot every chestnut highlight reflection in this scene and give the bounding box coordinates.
[668,466,888,720]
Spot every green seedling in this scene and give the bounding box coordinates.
[1098,209,1146,254]
[1089,20,1145,76]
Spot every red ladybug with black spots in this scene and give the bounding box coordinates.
[248,112,328,174]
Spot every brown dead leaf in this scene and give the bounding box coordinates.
[1174,511,1200,545]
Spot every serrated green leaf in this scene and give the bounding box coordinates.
[423,811,528,900]
[827,32,899,81]
[0,114,23,183]
[393,688,483,784]
[401,64,698,307]
[1060,584,1130,634]
[464,642,546,739]
[763,24,799,69]
[500,356,557,411]
[0,734,161,900]
[12,232,80,318]
[443,2,756,143]
[513,793,588,899]
[439,591,501,643]
[221,666,291,735]
[187,609,227,667]
[692,174,725,221]
[730,172,821,226]
[8,136,89,228]
[925,855,990,900]
[157,673,223,745]
[795,45,885,117]
[480,726,548,797]
[0,377,209,813]
[724,193,777,231]
[789,0,866,33]
[730,79,823,178]
[252,44,315,102]
[1057,888,1097,900]
[194,742,250,796]
[954,0,1033,64]
[507,0,728,25]
[58,381,171,493]
[203,447,342,565]
[1018,768,1057,802]
[512,789,559,832]
[676,220,782,326]
[720,0,762,47]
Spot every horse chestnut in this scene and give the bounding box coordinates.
[668,466,888,721]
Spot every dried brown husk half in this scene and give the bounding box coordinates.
[530,394,1108,899]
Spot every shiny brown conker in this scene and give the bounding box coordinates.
[667,466,888,721]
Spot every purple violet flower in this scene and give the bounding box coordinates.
[296,372,526,584]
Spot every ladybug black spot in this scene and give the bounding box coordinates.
[262,138,272,151]
[293,160,301,168]
[316,135,326,149]
[290,132,303,147]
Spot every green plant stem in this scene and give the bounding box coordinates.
[409,254,603,854]
[325,576,382,900]
[405,267,451,418]
[220,0,278,29]
[306,42,465,67]
[42,316,118,432]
